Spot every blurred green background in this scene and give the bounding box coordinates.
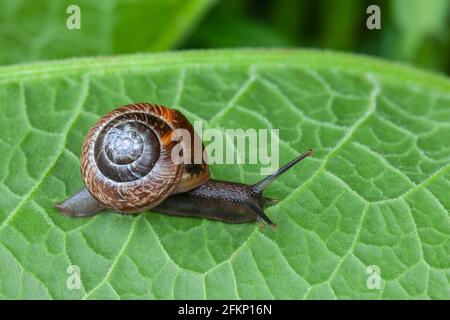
[0,0,449,74]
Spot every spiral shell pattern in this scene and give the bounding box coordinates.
[81,103,209,213]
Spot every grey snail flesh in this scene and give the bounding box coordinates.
[55,150,313,227]
[56,179,270,223]
[55,181,260,223]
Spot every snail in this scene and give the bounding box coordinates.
[55,103,312,227]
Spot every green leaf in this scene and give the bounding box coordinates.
[0,0,214,65]
[0,49,449,299]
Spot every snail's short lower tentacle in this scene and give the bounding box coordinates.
[263,197,279,207]
[245,202,276,227]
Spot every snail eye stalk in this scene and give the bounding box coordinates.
[247,149,313,228]
[251,149,313,195]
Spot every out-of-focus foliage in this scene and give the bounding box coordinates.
[0,0,214,65]
[0,0,448,73]
[389,0,449,71]
[185,0,450,74]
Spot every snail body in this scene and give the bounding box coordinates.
[55,103,312,227]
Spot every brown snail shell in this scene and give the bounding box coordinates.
[81,103,209,213]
